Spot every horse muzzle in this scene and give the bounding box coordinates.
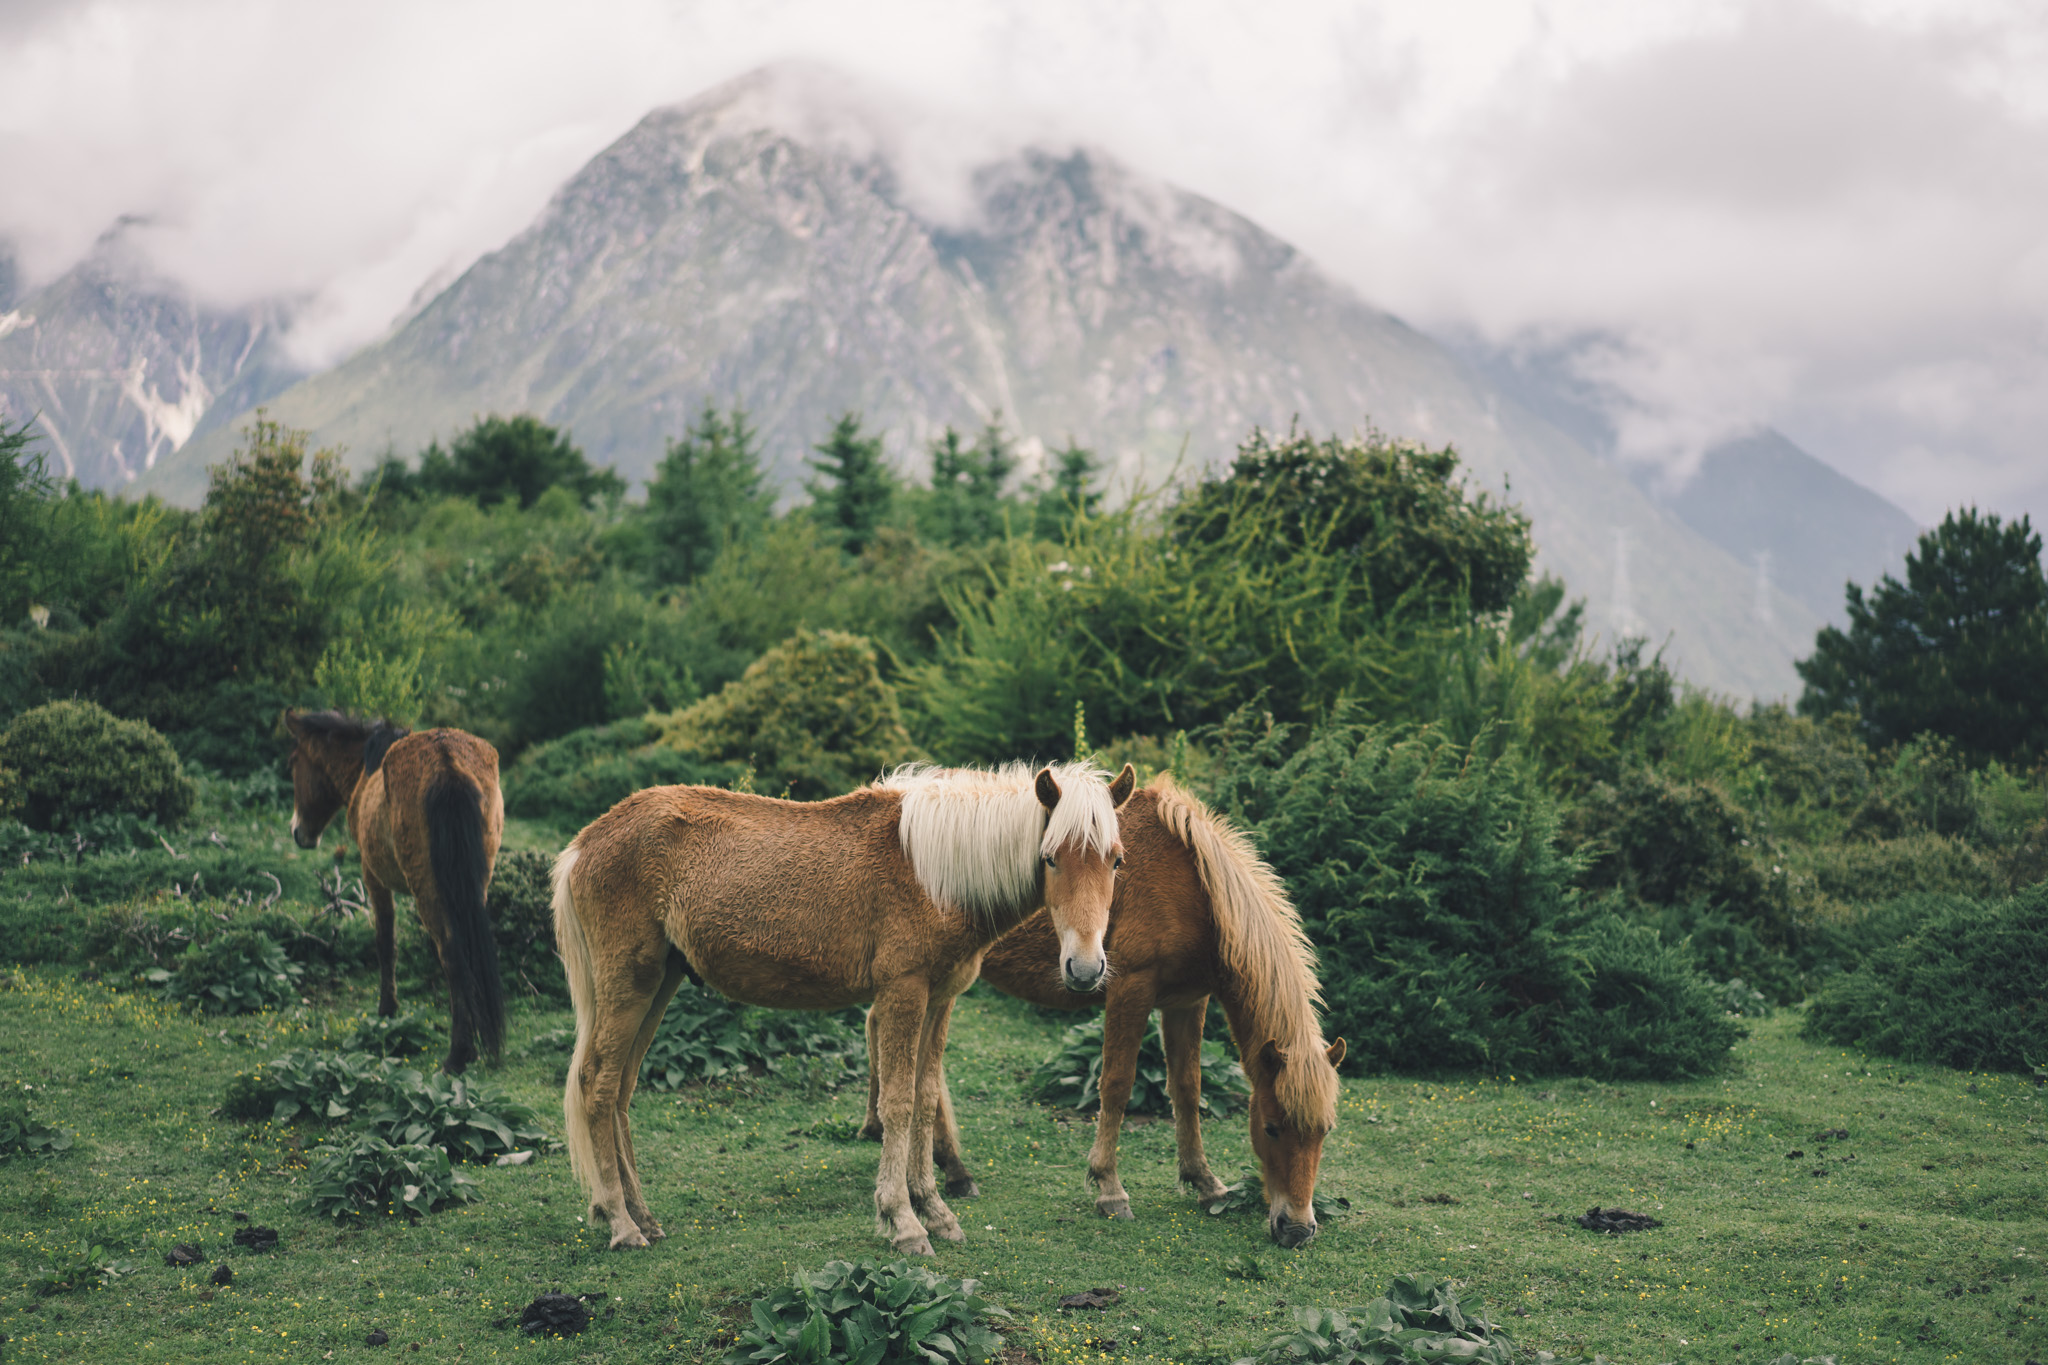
[1270,1211,1318,1248]
[290,818,319,850]
[1060,956,1107,994]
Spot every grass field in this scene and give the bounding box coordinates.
[0,944,2041,1365]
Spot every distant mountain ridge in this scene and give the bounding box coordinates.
[122,67,1817,696]
[0,223,304,487]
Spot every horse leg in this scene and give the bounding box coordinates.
[613,955,689,1241]
[570,957,670,1250]
[1088,980,1156,1220]
[868,977,934,1255]
[366,874,399,1019]
[907,995,963,1242]
[932,1063,978,1198]
[1161,997,1228,1200]
[859,1007,882,1142]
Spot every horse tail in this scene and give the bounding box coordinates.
[552,846,599,1207]
[424,774,505,1066]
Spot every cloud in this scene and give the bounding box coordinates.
[0,0,2042,521]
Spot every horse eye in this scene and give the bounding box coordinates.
[1264,1123,1280,1139]
[1113,855,1125,869]
[1042,854,1056,870]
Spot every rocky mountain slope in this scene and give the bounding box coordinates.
[138,68,1817,697]
[0,224,303,488]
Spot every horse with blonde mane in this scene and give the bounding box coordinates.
[553,760,1135,1254]
[865,773,1344,1247]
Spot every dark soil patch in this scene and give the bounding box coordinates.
[1576,1206,1663,1234]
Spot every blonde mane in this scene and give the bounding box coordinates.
[879,761,1118,929]
[1148,774,1338,1129]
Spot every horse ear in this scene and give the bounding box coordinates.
[281,709,306,740]
[1258,1039,1288,1076]
[1325,1038,1347,1068]
[1035,766,1063,812]
[1108,763,1136,808]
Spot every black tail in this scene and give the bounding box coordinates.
[425,775,504,1070]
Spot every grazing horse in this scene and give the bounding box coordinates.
[552,760,1136,1254]
[284,711,506,1074]
[865,773,1345,1247]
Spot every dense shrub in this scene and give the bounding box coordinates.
[483,848,568,1000]
[1024,1015,1249,1115]
[222,1048,554,1160]
[726,1259,1010,1365]
[0,700,196,830]
[1547,917,1745,1081]
[1802,886,2048,1072]
[660,630,920,800]
[502,718,737,825]
[1206,706,1740,1079]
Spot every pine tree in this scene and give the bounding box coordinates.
[642,403,773,585]
[807,413,894,556]
[1797,508,2048,765]
[1035,438,1102,538]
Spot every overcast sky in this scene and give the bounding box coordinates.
[2,0,2043,523]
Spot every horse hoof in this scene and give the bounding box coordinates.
[608,1229,650,1250]
[858,1122,883,1143]
[1096,1198,1133,1220]
[639,1221,667,1242]
[893,1235,934,1257]
[944,1177,980,1199]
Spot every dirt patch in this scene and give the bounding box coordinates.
[1576,1206,1663,1234]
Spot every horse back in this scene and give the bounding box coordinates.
[355,729,503,891]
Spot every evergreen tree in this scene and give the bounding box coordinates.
[1797,508,2048,765]
[807,413,894,556]
[0,417,56,625]
[417,414,624,510]
[642,402,773,586]
[922,415,1022,546]
[1034,438,1102,538]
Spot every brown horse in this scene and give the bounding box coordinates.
[285,711,506,1074]
[865,773,1345,1247]
[552,760,1136,1254]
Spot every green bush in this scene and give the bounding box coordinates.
[639,979,864,1091]
[1206,706,1741,1079]
[726,1259,1010,1365]
[146,929,304,1014]
[316,1011,438,1059]
[1547,917,1746,1081]
[502,718,737,826]
[1802,885,2048,1072]
[485,848,572,1001]
[300,1132,479,1222]
[1024,1015,1249,1116]
[0,700,196,830]
[1231,1273,1523,1365]
[660,630,920,800]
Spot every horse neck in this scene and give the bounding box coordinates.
[314,743,366,806]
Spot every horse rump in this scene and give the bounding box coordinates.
[424,774,505,1069]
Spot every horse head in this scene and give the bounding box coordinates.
[1035,762,1136,994]
[1249,1035,1347,1247]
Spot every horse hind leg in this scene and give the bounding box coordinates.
[932,1065,978,1198]
[868,978,935,1255]
[612,954,689,1240]
[859,1007,883,1142]
[1160,998,1228,1200]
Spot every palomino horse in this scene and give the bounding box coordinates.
[864,773,1345,1247]
[552,760,1136,1254]
[285,711,506,1074]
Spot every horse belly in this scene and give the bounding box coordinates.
[679,919,874,1012]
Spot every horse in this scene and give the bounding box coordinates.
[551,759,1136,1254]
[284,710,507,1075]
[863,773,1345,1247]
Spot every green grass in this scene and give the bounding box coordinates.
[0,954,2040,1364]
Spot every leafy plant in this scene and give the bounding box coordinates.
[725,1259,1010,1365]
[146,928,305,1014]
[1024,1015,1249,1116]
[299,1132,479,1221]
[0,1083,73,1160]
[323,1011,438,1059]
[639,980,864,1092]
[221,1047,555,1160]
[1230,1273,1530,1365]
[31,1243,138,1296]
